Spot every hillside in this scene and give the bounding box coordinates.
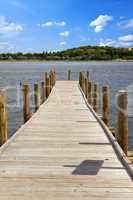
[0,46,133,61]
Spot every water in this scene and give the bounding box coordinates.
[0,61,133,150]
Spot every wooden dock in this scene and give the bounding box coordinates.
[0,81,133,199]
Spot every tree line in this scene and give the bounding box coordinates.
[0,46,133,61]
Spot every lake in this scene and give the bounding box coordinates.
[0,61,133,150]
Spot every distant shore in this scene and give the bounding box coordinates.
[0,59,133,62]
[0,45,133,62]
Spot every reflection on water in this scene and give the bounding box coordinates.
[0,61,133,149]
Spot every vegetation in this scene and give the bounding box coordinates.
[0,46,133,61]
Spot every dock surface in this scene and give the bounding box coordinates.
[0,81,133,199]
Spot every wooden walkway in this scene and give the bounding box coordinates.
[0,81,133,199]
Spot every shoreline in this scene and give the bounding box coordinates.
[0,59,133,63]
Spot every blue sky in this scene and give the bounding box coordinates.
[0,0,133,52]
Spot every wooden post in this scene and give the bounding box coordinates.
[85,77,88,99]
[34,82,40,112]
[79,72,82,88]
[53,70,56,85]
[49,73,52,92]
[80,72,83,90]
[93,84,100,113]
[47,77,51,97]
[50,71,53,88]
[51,70,56,86]
[0,94,8,146]
[86,71,90,80]
[116,90,128,155]
[52,70,56,86]
[68,69,71,80]
[41,81,46,103]
[45,72,48,84]
[102,86,110,126]
[23,84,31,123]
[82,74,85,94]
[50,70,54,89]
[88,81,92,105]
[45,72,48,98]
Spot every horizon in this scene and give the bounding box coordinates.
[0,0,133,53]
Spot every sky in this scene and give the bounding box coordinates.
[0,0,133,52]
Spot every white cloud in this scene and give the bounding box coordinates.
[90,15,113,33]
[118,19,133,29]
[39,21,66,27]
[0,16,23,36]
[21,48,34,53]
[27,48,34,52]
[59,31,70,37]
[60,41,66,46]
[55,21,66,26]
[41,21,53,27]
[99,39,116,47]
[99,34,133,48]
[125,19,133,28]
[0,42,14,51]
[0,42,10,49]
[119,34,133,43]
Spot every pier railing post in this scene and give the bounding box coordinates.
[82,74,85,94]
[80,72,83,90]
[93,84,100,113]
[34,82,40,112]
[50,71,54,88]
[0,94,8,146]
[86,71,90,80]
[68,69,71,80]
[79,72,82,87]
[88,81,92,105]
[45,72,48,98]
[116,90,128,155]
[47,77,51,97]
[49,72,52,93]
[23,84,31,123]
[53,70,56,85]
[43,70,56,101]
[41,81,46,103]
[85,77,88,99]
[51,70,55,87]
[102,86,110,126]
